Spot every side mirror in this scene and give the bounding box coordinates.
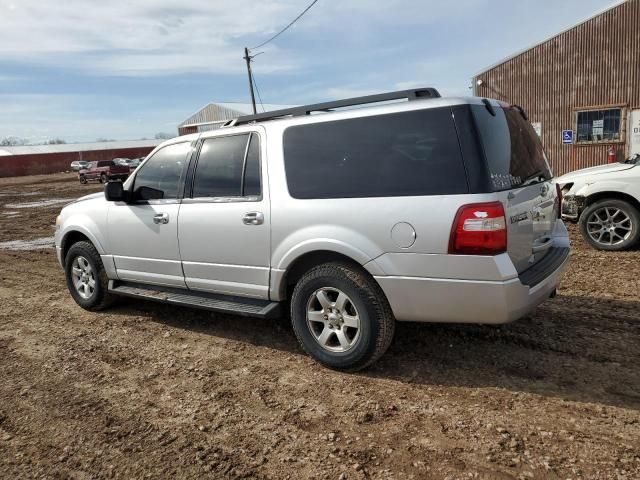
[104,181,126,202]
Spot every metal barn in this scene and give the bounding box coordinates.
[474,0,640,174]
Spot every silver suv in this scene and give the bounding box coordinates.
[55,88,570,370]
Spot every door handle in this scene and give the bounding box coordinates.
[153,212,170,225]
[243,211,264,225]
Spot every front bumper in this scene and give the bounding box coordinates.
[375,248,570,324]
[56,246,63,267]
[561,194,585,222]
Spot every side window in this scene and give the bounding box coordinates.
[133,142,190,201]
[243,133,261,197]
[283,109,468,199]
[192,133,261,198]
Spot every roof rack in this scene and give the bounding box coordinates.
[235,87,441,125]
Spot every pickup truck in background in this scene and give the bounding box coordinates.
[79,160,130,184]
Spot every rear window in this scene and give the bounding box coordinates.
[471,105,552,191]
[283,108,469,199]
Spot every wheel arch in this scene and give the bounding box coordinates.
[60,228,103,262]
[583,191,640,213]
[272,249,384,302]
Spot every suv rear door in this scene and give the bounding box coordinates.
[471,104,558,272]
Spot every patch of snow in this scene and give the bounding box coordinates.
[0,192,41,197]
[3,211,21,217]
[3,198,74,209]
[0,236,55,250]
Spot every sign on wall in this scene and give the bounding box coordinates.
[592,119,604,139]
[630,110,640,157]
[562,130,574,144]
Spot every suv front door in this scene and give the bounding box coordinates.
[178,131,271,299]
[108,142,192,287]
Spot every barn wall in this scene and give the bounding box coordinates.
[178,126,198,136]
[0,147,156,178]
[474,0,640,175]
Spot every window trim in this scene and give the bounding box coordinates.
[186,131,263,203]
[129,140,194,205]
[574,105,627,145]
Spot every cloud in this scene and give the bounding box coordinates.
[0,0,302,75]
[0,0,486,76]
[0,94,190,142]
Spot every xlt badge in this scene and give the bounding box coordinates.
[510,212,529,224]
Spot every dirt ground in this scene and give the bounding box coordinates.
[0,173,638,479]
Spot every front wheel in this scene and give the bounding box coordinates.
[290,262,395,371]
[64,241,115,311]
[79,175,87,184]
[579,199,640,251]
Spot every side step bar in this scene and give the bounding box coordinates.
[108,281,282,319]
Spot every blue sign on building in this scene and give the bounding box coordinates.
[562,130,574,144]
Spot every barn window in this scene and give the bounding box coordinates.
[576,108,623,143]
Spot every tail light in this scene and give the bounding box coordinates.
[449,202,507,255]
[555,183,563,219]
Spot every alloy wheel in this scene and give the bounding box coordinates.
[586,206,633,246]
[306,287,361,353]
[71,255,96,299]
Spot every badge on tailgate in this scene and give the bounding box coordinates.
[510,212,529,224]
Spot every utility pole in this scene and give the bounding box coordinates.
[243,47,257,114]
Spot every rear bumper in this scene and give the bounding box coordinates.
[375,247,570,324]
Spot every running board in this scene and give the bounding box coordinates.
[108,281,282,319]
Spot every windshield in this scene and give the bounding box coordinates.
[472,105,553,191]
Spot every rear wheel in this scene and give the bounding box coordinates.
[290,262,395,371]
[100,173,108,183]
[64,241,115,311]
[579,199,640,251]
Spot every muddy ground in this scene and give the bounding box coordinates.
[0,173,638,479]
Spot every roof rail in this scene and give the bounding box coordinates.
[235,87,440,125]
[220,119,238,128]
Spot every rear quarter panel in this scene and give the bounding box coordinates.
[264,122,500,298]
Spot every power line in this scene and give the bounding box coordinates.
[250,0,319,50]
[251,70,266,113]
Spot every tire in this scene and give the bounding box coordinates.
[290,262,395,371]
[79,175,87,184]
[579,199,640,251]
[100,173,108,184]
[64,241,115,311]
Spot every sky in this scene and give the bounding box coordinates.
[0,0,621,143]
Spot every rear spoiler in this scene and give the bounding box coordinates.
[484,99,529,121]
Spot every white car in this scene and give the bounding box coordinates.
[70,160,89,172]
[556,154,640,250]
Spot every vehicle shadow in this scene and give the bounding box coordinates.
[369,294,640,410]
[109,294,640,410]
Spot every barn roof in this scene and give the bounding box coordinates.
[179,102,297,128]
[0,139,162,157]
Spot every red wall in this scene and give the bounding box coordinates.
[0,147,156,178]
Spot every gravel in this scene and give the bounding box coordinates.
[0,173,638,479]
